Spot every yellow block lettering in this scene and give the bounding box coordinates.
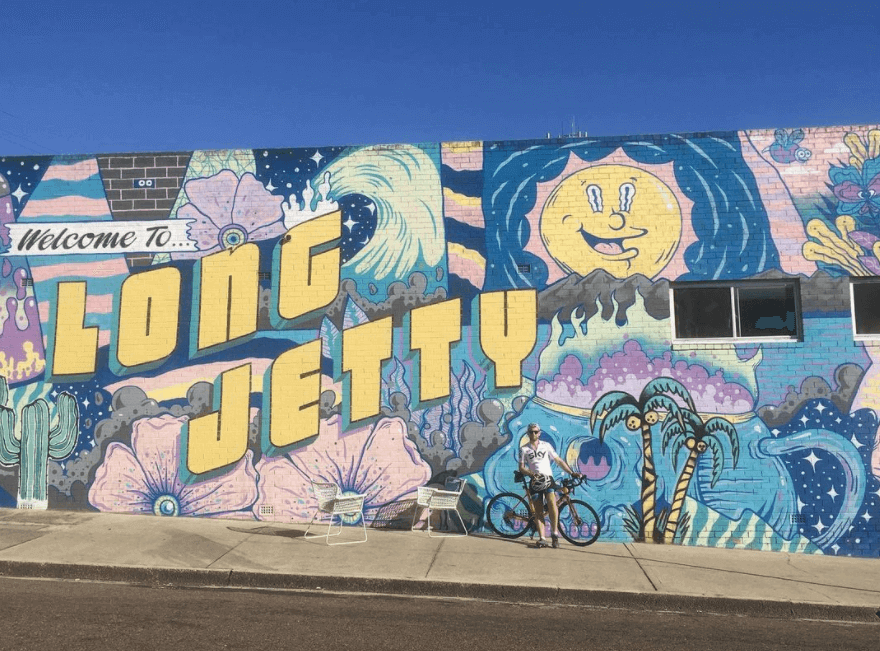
[115,267,180,369]
[479,290,537,388]
[265,340,322,451]
[343,317,392,423]
[408,299,461,402]
[194,244,259,353]
[184,364,251,476]
[274,211,341,324]
[49,282,98,378]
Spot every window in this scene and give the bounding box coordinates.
[851,279,880,337]
[671,280,800,341]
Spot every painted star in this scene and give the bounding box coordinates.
[771,428,780,436]
[813,516,827,535]
[360,237,370,245]
[366,202,376,215]
[827,486,839,500]
[11,184,28,203]
[862,511,873,523]
[850,435,864,449]
[804,451,821,470]
[343,216,357,232]
[310,151,324,166]
[82,398,90,409]
[815,403,826,413]
[796,497,806,512]
[799,415,809,426]
[266,180,277,192]
[830,544,840,554]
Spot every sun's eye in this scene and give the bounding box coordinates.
[586,184,603,213]
[619,182,636,212]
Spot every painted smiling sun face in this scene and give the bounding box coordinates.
[539,165,682,279]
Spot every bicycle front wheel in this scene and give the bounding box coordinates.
[485,492,532,539]
[558,499,601,546]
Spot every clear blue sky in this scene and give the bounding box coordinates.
[1,0,878,155]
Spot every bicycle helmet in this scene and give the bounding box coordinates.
[529,474,552,493]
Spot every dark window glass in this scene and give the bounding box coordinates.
[673,287,733,338]
[852,282,880,335]
[737,285,797,338]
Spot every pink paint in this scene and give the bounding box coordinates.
[40,158,100,182]
[19,196,112,219]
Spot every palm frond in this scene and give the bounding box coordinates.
[590,391,637,429]
[643,394,682,427]
[641,377,696,411]
[598,403,640,442]
[705,417,740,467]
[666,433,688,471]
[661,420,684,453]
[705,436,725,487]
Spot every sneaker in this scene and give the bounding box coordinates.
[551,535,560,548]
[534,539,549,549]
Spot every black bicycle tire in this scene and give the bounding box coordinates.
[485,492,532,539]
[558,499,601,546]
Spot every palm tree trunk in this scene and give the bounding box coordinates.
[640,424,657,542]
[663,449,699,544]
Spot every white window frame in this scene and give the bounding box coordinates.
[849,278,880,341]
[669,280,801,344]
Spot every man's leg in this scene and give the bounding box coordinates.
[530,496,548,545]
[547,493,561,547]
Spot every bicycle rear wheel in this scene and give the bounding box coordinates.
[485,493,532,539]
[558,499,601,546]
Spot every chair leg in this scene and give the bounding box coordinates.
[427,508,468,537]
[303,509,322,539]
[411,505,425,532]
[326,512,368,545]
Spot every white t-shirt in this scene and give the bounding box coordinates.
[519,440,557,477]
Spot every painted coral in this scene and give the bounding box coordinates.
[88,414,258,517]
[174,170,285,259]
[253,415,431,522]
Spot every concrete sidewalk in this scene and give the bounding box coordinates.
[0,509,878,622]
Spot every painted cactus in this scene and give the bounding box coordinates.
[0,376,79,509]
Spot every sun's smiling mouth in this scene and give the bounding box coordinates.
[578,227,645,257]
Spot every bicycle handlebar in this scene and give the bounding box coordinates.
[513,471,585,490]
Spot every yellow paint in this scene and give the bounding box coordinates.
[343,317,392,422]
[443,187,481,208]
[186,364,251,475]
[409,299,461,401]
[447,242,486,269]
[267,340,322,448]
[51,282,98,377]
[195,244,259,351]
[116,267,180,368]
[479,290,536,388]
[276,211,341,321]
[540,165,681,279]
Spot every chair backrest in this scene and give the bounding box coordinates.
[444,477,464,493]
[311,481,341,511]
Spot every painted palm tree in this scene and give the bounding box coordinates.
[591,378,696,543]
[660,409,739,544]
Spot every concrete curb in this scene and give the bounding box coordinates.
[1,560,878,623]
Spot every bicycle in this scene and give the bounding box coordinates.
[485,471,601,546]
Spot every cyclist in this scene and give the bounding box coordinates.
[518,423,581,548]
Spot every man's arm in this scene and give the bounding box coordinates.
[551,451,579,476]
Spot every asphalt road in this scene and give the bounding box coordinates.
[2,577,877,651]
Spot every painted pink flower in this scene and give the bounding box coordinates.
[174,170,285,259]
[253,416,431,523]
[88,414,258,517]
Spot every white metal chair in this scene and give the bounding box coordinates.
[303,481,368,545]
[411,478,468,537]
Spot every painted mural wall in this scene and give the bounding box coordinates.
[0,126,878,557]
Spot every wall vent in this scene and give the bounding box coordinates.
[258,271,271,281]
[22,277,34,287]
[517,263,531,274]
[790,514,806,524]
[259,505,274,516]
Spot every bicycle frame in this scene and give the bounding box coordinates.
[512,471,581,532]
